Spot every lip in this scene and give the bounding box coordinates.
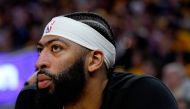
[37,74,52,89]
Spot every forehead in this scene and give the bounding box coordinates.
[38,35,77,46]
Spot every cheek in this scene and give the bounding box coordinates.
[50,55,76,74]
[50,60,68,75]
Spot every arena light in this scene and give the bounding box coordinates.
[0,64,19,91]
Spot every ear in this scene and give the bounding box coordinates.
[87,50,104,73]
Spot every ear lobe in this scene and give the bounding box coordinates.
[88,50,104,73]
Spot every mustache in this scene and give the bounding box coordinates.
[37,69,54,79]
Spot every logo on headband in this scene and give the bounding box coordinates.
[45,20,56,33]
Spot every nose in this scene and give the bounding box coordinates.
[35,50,51,70]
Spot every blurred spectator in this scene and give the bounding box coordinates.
[162,62,190,109]
[0,28,13,52]
[26,24,42,48]
[11,6,30,50]
[142,59,159,77]
[127,49,145,75]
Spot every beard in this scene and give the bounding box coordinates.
[36,57,86,108]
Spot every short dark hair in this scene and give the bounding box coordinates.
[64,12,115,47]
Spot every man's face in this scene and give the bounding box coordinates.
[35,35,88,105]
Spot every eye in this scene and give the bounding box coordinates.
[36,47,43,53]
[51,45,62,53]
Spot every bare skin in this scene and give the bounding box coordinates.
[35,35,108,109]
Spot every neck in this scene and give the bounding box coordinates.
[64,71,108,109]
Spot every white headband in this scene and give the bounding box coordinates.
[42,16,116,68]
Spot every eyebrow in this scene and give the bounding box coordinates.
[36,38,69,47]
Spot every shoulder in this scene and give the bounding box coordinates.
[107,72,147,90]
[106,72,178,109]
[108,72,171,92]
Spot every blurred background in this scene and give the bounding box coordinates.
[0,0,190,109]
